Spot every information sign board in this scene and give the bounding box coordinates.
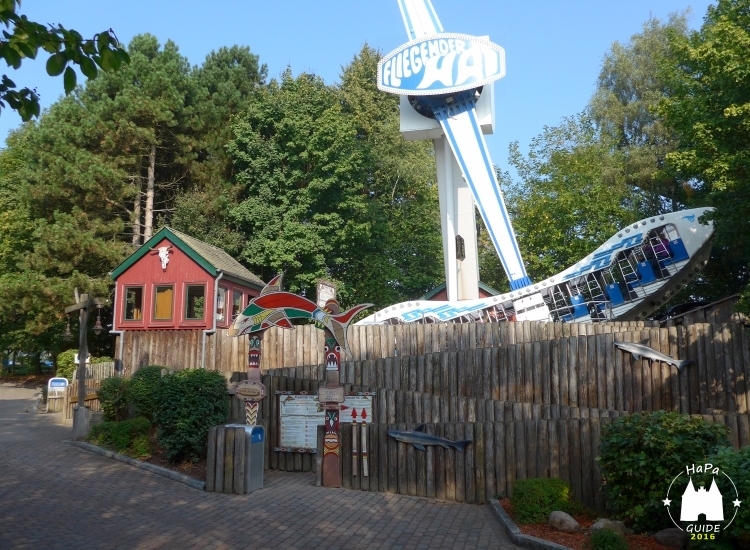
[276,393,374,452]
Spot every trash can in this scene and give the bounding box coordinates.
[226,424,264,493]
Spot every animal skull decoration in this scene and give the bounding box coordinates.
[151,245,173,271]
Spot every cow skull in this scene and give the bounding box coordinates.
[150,245,173,271]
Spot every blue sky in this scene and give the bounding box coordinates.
[1,1,714,177]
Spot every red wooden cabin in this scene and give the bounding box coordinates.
[110,227,264,332]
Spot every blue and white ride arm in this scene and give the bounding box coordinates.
[429,92,532,290]
[398,0,443,39]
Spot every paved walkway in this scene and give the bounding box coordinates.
[0,384,519,549]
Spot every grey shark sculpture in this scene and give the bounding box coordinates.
[614,341,695,371]
[388,424,472,451]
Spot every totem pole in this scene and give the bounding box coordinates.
[229,275,371,488]
[235,333,266,425]
[320,300,346,487]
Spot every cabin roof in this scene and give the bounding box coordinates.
[110,227,264,288]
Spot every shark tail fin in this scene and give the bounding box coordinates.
[449,439,472,452]
[415,423,426,432]
[676,360,695,372]
[329,304,373,358]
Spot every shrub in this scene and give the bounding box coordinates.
[511,478,580,524]
[56,349,77,381]
[128,434,153,458]
[129,366,165,423]
[88,417,151,452]
[153,369,229,462]
[598,411,729,532]
[97,376,130,421]
[699,445,750,548]
[589,529,628,550]
[91,356,114,364]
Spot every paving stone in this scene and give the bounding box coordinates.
[0,385,520,549]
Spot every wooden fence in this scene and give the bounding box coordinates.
[62,380,103,420]
[324,413,750,511]
[116,320,661,374]
[241,374,625,482]
[265,324,750,416]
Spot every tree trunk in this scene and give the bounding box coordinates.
[144,142,156,241]
[132,160,142,246]
[33,352,42,376]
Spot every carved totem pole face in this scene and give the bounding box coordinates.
[324,338,341,371]
[323,409,340,458]
[248,334,262,368]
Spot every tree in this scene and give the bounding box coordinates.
[0,0,129,120]
[590,14,690,213]
[658,0,750,306]
[483,115,643,290]
[170,45,267,255]
[226,46,444,308]
[336,45,443,305]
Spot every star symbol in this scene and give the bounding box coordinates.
[734,499,741,508]
[663,498,672,506]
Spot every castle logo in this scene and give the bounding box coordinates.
[664,463,741,542]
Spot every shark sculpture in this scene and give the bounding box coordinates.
[388,423,472,451]
[614,340,695,371]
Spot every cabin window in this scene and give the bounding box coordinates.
[154,286,173,320]
[185,285,205,320]
[124,287,143,321]
[216,286,227,323]
[232,291,243,321]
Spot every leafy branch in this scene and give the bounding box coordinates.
[0,0,130,120]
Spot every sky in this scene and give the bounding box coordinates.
[0,0,715,178]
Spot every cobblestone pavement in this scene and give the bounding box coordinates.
[0,385,520,549]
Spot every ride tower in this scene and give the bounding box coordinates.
[378,0,531,301]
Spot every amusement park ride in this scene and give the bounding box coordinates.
[357,0,715,326]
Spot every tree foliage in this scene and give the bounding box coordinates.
[0,0,129,120]
[482,115,642,290]
[658,0,750,308]
[226,46,442,307]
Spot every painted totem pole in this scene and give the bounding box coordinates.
[235,333,266,425]
[229,275,370,488]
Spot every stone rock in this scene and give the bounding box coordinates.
[548,511,580,533]
[590,518,628,536]
[654,528,689,549]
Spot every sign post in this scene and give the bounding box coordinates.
[64,293,103,439]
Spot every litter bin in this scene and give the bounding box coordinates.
[226,424,264,493]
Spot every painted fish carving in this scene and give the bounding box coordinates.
[228,275,371,358]
[614,341,695,371]
[388,424,472,451]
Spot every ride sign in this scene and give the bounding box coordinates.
[377,33,506,96]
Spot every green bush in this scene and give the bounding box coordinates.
[511,478,580,524]
[589,529,628,550]
[97,376,130,421]
[88,417,151,452]
[56,349,77,381]
[91,356,114,364]
[129,366,165,423]
[128,434,153,458]
[698,446,750,548]
[153,369,229,462]
[598,411,729,532]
